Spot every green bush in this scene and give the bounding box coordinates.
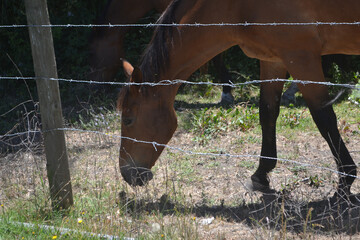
[349,78,360,105]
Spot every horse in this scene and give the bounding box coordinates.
[117,0,360,199]
[89,0,234,103]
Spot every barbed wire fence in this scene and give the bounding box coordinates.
[1,21,360,28]
[1,20,360,238]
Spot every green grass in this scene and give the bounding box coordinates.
[0,142,200,239]
[0,219,102,240]
[0,173,199,239]
[178,103,259,144]
[177,87,360,146]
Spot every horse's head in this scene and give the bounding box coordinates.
[117,60,178,186]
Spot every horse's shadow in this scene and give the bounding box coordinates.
[118,191,360,235]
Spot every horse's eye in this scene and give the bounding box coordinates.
[122,118,134,126]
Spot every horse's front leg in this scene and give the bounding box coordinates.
[250,61,287,192]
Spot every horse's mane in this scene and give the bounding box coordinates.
[140,0,182,82]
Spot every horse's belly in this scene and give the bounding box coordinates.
[240,44,281,62]
[320,27,360,55]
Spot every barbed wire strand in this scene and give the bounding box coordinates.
[1,127,358,180]
[1,21,360,28]
[0,76,358,90]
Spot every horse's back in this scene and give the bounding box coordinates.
[230,0,360,58]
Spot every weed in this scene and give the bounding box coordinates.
[191,103,259,144]
[349,75,360,105]
[228,104,259,131]
[281,104,306,128]
[308,175,324,188]
[191,107,226,143]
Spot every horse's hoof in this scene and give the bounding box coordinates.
[220,92,234,105]
[281,94,295,105]
[245,178,273,194]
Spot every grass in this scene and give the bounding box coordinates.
[0,141,201,239]
[188,104,258,144]
[0,164,199,239]
[0,218,104,240]
[1,77,360,239]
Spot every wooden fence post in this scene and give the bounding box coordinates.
[24,0,73,210]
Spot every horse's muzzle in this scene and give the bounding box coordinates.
[120,166,153,186]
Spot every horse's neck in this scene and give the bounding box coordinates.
[159,2,238,82]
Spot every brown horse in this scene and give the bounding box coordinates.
[89,0,234,103]
[117,0,359,199]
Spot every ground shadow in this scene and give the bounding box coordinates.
[118,191,360,235]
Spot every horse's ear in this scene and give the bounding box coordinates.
[130,67,147,96]
[131,66,143,83]
[122,59,143,83]
[122,59,134,78]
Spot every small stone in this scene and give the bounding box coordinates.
[151,223,161,232]
[199,217,215,225]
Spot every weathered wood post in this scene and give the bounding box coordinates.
[24,0,73,210]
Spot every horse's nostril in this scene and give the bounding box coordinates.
[121,166,153,186]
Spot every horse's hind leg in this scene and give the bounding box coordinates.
[212,53,234,104]
[283,52,356,197]
[250,61,287,192]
